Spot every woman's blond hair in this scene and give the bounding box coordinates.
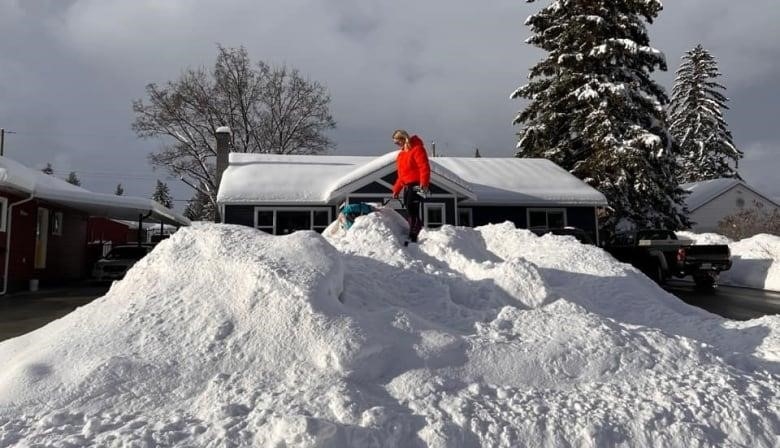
[392,129,410,142]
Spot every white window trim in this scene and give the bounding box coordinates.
[457,207,473,227]
[527,207,568,229]
[0,197,7,232]
[253,207,332,234]
[423,203,446,228]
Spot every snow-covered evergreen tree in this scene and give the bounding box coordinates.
[66,171,81,186]
[115,184,124,196]
[152,180,174,209]
[183,188,215,221]
[669,44,742,183]
[512,0,689,231]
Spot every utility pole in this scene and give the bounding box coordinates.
[1,129,16,157]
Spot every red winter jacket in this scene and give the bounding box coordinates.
[392,135,431,196]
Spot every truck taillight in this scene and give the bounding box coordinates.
[676,247,686,263]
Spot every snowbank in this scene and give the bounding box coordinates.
[678,231,780,291]
[1,216,778,447]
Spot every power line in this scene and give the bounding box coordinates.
[47,170,178,181]
[9,129,135,140]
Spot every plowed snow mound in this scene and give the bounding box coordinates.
[1,217,778,447]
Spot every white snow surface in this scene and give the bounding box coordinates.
[678,231,780,292]
[1,213,779,447]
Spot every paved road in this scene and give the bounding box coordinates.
[0,285,109,342]
[665,279,780,320]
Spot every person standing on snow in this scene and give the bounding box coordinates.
[391,129,431,243]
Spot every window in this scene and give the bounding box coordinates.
[313,210,330,233]
[254,208,332,235]
[256,210,274,234]
[51,212,63,236]
[457,208,473,227]
[527,208,566,230]
[0,197,7,232]
[424,203,445,228]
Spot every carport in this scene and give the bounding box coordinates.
[1,156,190,295]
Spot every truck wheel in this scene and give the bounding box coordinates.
[644,263,665,285]
[693,274,716,291]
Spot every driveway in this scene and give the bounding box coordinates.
[0,284,109,342]
[666,279,780,320]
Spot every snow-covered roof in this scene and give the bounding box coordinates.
[218,152,607,207]
[682,178,780,211]
[0,156,190,226]
[434,157,607,206]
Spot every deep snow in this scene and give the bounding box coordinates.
[1,211,778,447]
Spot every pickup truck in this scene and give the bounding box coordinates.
[602,229,732,289]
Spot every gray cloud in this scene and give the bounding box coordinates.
[1,0,777,206]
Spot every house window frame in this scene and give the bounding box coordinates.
[51,211,64,236]
[527,207,567,230]
[423,203,446,228]
[253,207,332,234]
[457,207,473,227]
[0,197,7,232]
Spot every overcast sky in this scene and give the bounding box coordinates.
[1,0,778,208]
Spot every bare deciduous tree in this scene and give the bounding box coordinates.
[132,45,336,220]
[718,201,780,240]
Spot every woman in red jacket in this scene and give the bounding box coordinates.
[391,129,431,243]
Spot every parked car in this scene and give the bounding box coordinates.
[601,229,732,289]
[531,226,595,245]
[91,244,153,281]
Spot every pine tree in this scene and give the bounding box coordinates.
[66,171,81,186]
[474,148,482,158]
[183,188,215,221]
[41,163,54,175]
[512,0,689,231]
[152,180,174,209]
[669,45,742,183]
[115,184,124,195]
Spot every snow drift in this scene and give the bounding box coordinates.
[1,212,779,447]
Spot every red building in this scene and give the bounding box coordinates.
[0,156,190,294]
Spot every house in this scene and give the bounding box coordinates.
[216,151,608,242]
[682,178,780,233]
[0,156,190,294]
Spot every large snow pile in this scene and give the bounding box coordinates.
[678,231,780,291]
[1,214,779,447]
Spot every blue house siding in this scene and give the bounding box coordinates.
[353,182,391,194]
[565,207,598,240]
[226,202,597,240]
[467,205,597,235]
[224,204,337,233]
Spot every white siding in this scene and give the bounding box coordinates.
[690,185,779,232]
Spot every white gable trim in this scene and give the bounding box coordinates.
[688,181,780,212]
[326,161,477,203]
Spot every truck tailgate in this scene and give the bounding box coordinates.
[684,244,731,262]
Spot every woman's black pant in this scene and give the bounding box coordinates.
[402,184,423,241]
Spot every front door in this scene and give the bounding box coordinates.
[35,207,49,269]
